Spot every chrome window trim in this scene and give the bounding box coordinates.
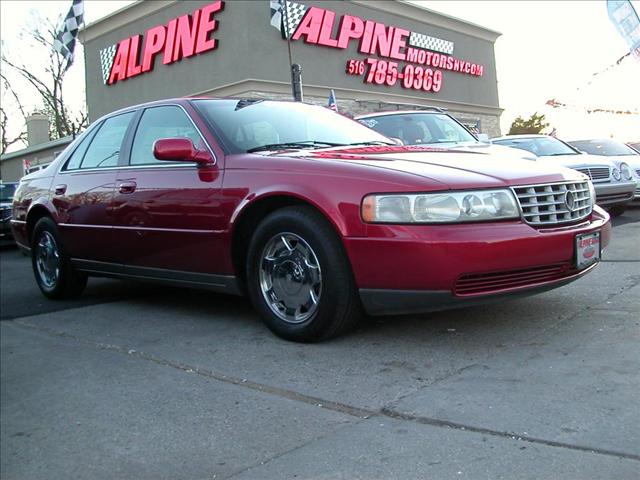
[129,103,218,167]
[57,103,217,176]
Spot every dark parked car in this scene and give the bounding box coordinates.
[11,99,610,341]
[1,181,18,245]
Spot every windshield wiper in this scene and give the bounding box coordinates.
[246,141,347,153]
[546,152,579,156]
[346,140,395,146]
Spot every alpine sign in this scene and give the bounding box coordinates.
[277,1,485,94]
[100,1,224,85]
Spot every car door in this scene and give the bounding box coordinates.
[111,104,226,275]
[52,111,135,263]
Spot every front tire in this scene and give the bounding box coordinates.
[246,206,361,342]
[31,217,87,299]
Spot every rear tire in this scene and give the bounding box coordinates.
[246,206,361,342]
[31,217,87,299]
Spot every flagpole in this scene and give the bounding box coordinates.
[282,0,293,68]
[282,0,303,101]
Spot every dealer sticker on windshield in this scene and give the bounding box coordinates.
[576,232,600,270]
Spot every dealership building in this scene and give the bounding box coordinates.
[1,0,503,182]
[81,0,502,128]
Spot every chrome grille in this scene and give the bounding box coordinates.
[575,166,610,182]
[513,181,592,226]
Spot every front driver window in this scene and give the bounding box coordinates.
[130,106,203,165]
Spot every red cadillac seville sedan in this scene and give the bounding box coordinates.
[11,99,610,341]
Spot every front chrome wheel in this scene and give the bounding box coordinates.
[259,233,322,324]
[35,231,61,289]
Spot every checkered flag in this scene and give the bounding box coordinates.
[99,44,117,84]
[53,0,85,70]
[409,31,454,55]
[270,0,308,39]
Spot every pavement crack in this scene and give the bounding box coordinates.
[8,319,374,420]
[7,319,640,464]
[380,407,640,462]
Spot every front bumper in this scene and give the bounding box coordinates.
[594,181,635,206]
[344,206,611,316]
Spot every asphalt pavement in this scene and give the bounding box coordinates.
[1,209,639,479]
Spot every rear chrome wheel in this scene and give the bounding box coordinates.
[35,231,61,289]
[31,217,87,299]
[259,233,322,324]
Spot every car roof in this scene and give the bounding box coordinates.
[98,97,328,123]
[492,134,551,141]
[355,108,446,120]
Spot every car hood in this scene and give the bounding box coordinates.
[536,153,613,169]
[598,155,640,169]
[296,146,583,188]
[423,141,538,161]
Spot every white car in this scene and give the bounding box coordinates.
[568,138,640,204]
[492,135,635,216]
[355,110,538,162]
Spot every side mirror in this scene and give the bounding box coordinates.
[153,138,214,164]
[477,133,489,143]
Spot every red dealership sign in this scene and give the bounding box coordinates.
[280,1,485,94]
[100,1,224,85]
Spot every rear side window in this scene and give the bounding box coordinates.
[130,106,202,166]
[64,127,100,170]
[65,112,134,170]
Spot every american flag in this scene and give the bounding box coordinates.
[328,90,338,112]
[53,0,85,70]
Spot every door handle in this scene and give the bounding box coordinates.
[54,184,67,195]
[118,181,137,194]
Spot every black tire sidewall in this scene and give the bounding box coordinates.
[31,217,85,299]
[246,207,358,342]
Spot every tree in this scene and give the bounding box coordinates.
[1,14,87,147]
[508,112,550,135]
[0,73,28,154]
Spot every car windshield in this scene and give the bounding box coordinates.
[357,112,477,145]
[569,139,639,156]
[0,183,17,202]
[492,137,579,156]
[192,99,393,154]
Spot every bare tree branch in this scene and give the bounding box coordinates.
[1,13,87,144]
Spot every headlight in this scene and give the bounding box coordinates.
[612,167,621,181]
[619,163,632,181]
[361,189,520,223]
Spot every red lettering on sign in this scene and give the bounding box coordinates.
[109,38,130,84]
[174,10,201,61]
[104,1,225,85]
[318,10,338,47]
[292,7,323,43]
[195,1,223,54]
[142,25,166,72]
[163,19,177,65]
[359,20,375,54]
[126,35,143,77]
[389,27,409,60]
[369,23,393,57]
[337,15,364,49]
